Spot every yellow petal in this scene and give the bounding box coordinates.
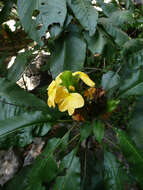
[47,80,57,95]
[58,93,84,115]
[73,71,95,87]
[47,80,58,107]
[55,86,69,104]
[55,73,62,85]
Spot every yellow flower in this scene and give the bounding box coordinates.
[47,73,63,107]
[58,93,84,115]
[73,71,95,87]
[47,71,95,115]
[47,80,57,108]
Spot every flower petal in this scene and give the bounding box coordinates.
[47,80,58,107]
[55,73,62,84]
[58,93,84,115]
[55,86,69,104]
[73,71,95,87]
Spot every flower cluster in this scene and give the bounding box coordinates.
[47,71,95,115]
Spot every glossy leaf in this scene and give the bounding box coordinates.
[119,70,143,97]
[84,29,106,54]
[67,0,98,36]
[0,78,49,111]
[80,122,93,141]
[116,129,143,187]
[28,138,59,185]
[101,71,120,91]
[99,18,130,46]
[0,111,52,138]
[5,138,60,190]
[7,51,32,83]
[18,0,67,45]
[93,120,104,144]
[128,97,143,149]
[96,0,133,26]
[104,150,128,190]
[81,151,105,190]
[50,33,86,78]
[53,149,80,190]
[121,39,143,69]
[96,0,119,17]
[5,167,31,190]
[110,10,134,27]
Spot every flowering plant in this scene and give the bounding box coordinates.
[47,71,95,115]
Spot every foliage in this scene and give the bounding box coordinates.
[1,0,143,189]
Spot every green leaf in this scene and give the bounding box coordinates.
[93,120,104,144]
[96,0,120,17]
[0,78,49,111]
[104,150,128,190]
[84,29,106,54]
[0,97,24,120]
[60,71,79,89]
[81,151,105,190]
[0,126,34,148]
[96,0,133,26]
[121,39,143,69]
[110,10,134,27]
[99,18,130,46]
[7,51,32,83]
[128,97,143,149]
[67,0,98,36]
[119,70,143,97]
[107,99,120,113]
[0,111,52,138]
[116,129,143,187]
[5,138,60,189]
[53,149,80,190]
[5,167,31,190]
[17,0,67,45]
[80,122,93,141]
[101,71,120,91]
[50,32,86,78]
[28,138,59,185]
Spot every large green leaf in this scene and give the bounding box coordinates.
[96,0,120,17]
[84,29,106,54]
[104,150,128,190]
[50,32,86,78]
[101,71,120,91]
[0,97,24,120]
[0,78,49,111]
[93,120,104,144]
[0,111,52,138]
[116,129,143,187]
[121,39,143,69]
[99,18,130,46]
[5,138,60,190]
[96,0,133,26]
[81,151,105,190]
[28,138,59,186]
[67,0,98,36]
[119,70,143,97]
[110,10,134,27]
[80,122,93,141]
[17,0,67,45]
[53,149,80,190]
[128,97,143,149]
[7,51,32,83]
[5,167,31,190]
